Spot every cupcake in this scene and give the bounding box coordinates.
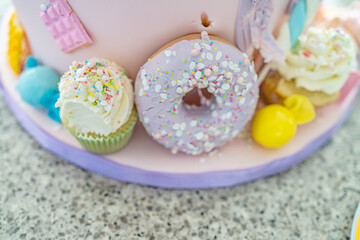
[55,58,137,154]
[263,27,357,107]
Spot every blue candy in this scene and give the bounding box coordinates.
[16,56,61,122]
[25,56,38,69]
[289,0,306,48]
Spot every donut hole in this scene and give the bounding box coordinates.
[182,87,213,107]
[201,12,211,28]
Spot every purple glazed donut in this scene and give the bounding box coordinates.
[135,32,259,155]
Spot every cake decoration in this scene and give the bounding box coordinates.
[39,0,92,53]
[55,58,137,154]
[235,0,284,63]
[16,57,61,122]
[283,94,315,125]
[280,27,356,94]
[288,0,307,48]
[8,11,30,75]
[276,0,320,56]
[263,27,357,107]
[252,94,315,148]
[135,31,259,155]
[313,3,360,48]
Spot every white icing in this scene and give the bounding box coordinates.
[56,58,134,136]
[278,27,357,94]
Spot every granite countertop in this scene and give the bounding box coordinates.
[2,1,360,239]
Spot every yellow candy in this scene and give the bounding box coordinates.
[252,94,315,148]
[252,105,297,148]
[283,94,315,125]
[8,12,25,75]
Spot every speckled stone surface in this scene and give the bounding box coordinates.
[2,2,360,240]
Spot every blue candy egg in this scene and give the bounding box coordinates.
[16,56,61,122]
[17,65,60,108]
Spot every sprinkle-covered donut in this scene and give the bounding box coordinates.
[135,32,259,155]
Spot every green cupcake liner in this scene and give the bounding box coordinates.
[66,107,137,155]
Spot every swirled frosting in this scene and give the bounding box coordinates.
[56,58,134,136]
[278,27,356,94]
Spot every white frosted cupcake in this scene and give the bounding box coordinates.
[263,27,357,107]
[55,58,137,154]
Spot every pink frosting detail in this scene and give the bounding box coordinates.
[39,0,92,53]
[235,0,284,63]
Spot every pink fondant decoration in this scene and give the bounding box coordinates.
[39,0,92,53]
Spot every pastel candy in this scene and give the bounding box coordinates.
[287,0,321,48]
[16,61,61,122]
[39,0,92,53]
[289,0,306,47]
[135,33,259,155]
[252,104,297,148]
[17,65,59,108]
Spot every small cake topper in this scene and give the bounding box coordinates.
[38,0,92,53]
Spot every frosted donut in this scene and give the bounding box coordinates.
[135,32,259,155]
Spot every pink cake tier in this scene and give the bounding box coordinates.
[12,0,310,78]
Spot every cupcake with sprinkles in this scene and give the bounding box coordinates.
[262,27,357,107]
[56,58,137,154]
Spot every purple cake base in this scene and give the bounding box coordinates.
[1,72,358,189]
